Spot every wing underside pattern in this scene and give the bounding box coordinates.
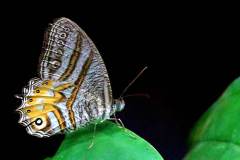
[39,17,113,129]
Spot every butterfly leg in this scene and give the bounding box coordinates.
[108,113,125,128]
[114,113,125,128]
[88,123,97,149]
[109,114,138,139]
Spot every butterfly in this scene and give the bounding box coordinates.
[16,17,125,138]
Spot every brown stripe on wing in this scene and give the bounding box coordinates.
[32,104,66,133]
[31,104,66,132]
[50,104,67,132]
[41,115,52,133]
[66,52,94,129]
[59,34,82,81]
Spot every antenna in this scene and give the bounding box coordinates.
[122,93,150,99]
[119,66,148,98]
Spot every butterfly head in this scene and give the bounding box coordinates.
[113,98,125,112]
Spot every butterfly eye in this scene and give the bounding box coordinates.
[35,118,43,126]
[29,98,33,102]
[27,110,31,113]
[36,89,40,93]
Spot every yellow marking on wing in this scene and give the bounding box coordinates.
[55,83,74,91]
[41,80,54,89]
[32,87,52,96]
[39,80,73,91]
[30,114,48,131]
[26,93,65,106]
[21,104,66,130]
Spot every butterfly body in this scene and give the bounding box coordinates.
[17,18,124,137]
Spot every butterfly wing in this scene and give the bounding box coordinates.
[39,17,114,130]
[39,17,91,82]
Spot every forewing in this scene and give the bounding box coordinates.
[39,17,113,127]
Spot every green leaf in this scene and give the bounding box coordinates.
[184,77,240,160]
[44,121,163,160]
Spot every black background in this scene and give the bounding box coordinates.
[1,3,239,160]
